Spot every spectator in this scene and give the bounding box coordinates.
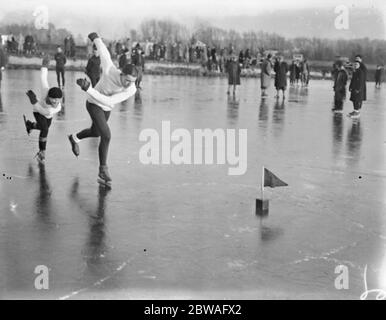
[69,35,76,58]
[0,43,7,89]
[64,36,71,57]
[290,60,296,85]
[375,65,383,88]
[355,54,367,104]
[348,60,365,118]
[54,46,67,88]
[119,48,130,70]
[132,43,144,89]
[85,44,101,87]
[18,33,24,55]
[226,54,241,96]
[274,55,289,100]
[332,60,348,113]
[301,59,310,87]
[261,54,272,97]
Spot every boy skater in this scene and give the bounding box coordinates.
[24,59,63,163]
[68,32,137,187]
[332,61,348,113]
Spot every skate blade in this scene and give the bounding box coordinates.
[35,157,45,165]
[23,115,30,135]
[97,178,112,188]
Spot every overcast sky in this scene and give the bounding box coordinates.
[0,0,379,18]
[0,0,384,39]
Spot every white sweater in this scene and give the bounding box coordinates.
[33,67,62,119]
[86,38,136,111]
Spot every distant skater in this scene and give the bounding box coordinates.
[68,32,137,187]
[23,59,63,163]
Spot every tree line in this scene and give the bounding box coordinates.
[1,19,386,64]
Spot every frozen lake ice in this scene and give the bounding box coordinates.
[0,69,385,299]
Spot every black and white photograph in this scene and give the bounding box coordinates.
[0,0,386,304]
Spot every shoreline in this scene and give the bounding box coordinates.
[3,55,379,81]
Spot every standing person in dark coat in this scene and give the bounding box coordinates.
[332,61,348,113]
[85,44,101,87]
[226,55,241,96]
[355,55,367,102]
[348,61,364,118]
[132,44,144,89]
[119,48,130,70]
[331,61,339,87]
[375,65,383,88]
[54,46,67,88]
[289,60,296,85]
[274,55,289,99]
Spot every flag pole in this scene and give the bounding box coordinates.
[261,165,264,200]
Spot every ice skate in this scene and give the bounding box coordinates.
[97,165,112,188]
[68,134,80,157]
[347,110,360,118]
[23,115,33,135]
[332,108,343,113]
[35,150,45,164]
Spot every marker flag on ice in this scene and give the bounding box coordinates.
[263,168,288,188]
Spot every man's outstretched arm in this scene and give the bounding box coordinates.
[40,66,49,98]
[88,32,113,72]
[86,85,136,109]
[76,78,136,109]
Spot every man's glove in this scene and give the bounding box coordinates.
[88,32,99,42]
[26,90,38,105]
[76,78,90,91]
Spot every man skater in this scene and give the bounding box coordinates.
[54,46,66,89]
[23,59,63,163]
[348,61,364,119]
[332,61,348,113]
[68,32,137,187]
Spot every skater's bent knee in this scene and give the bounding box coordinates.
[101,133,111,142]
